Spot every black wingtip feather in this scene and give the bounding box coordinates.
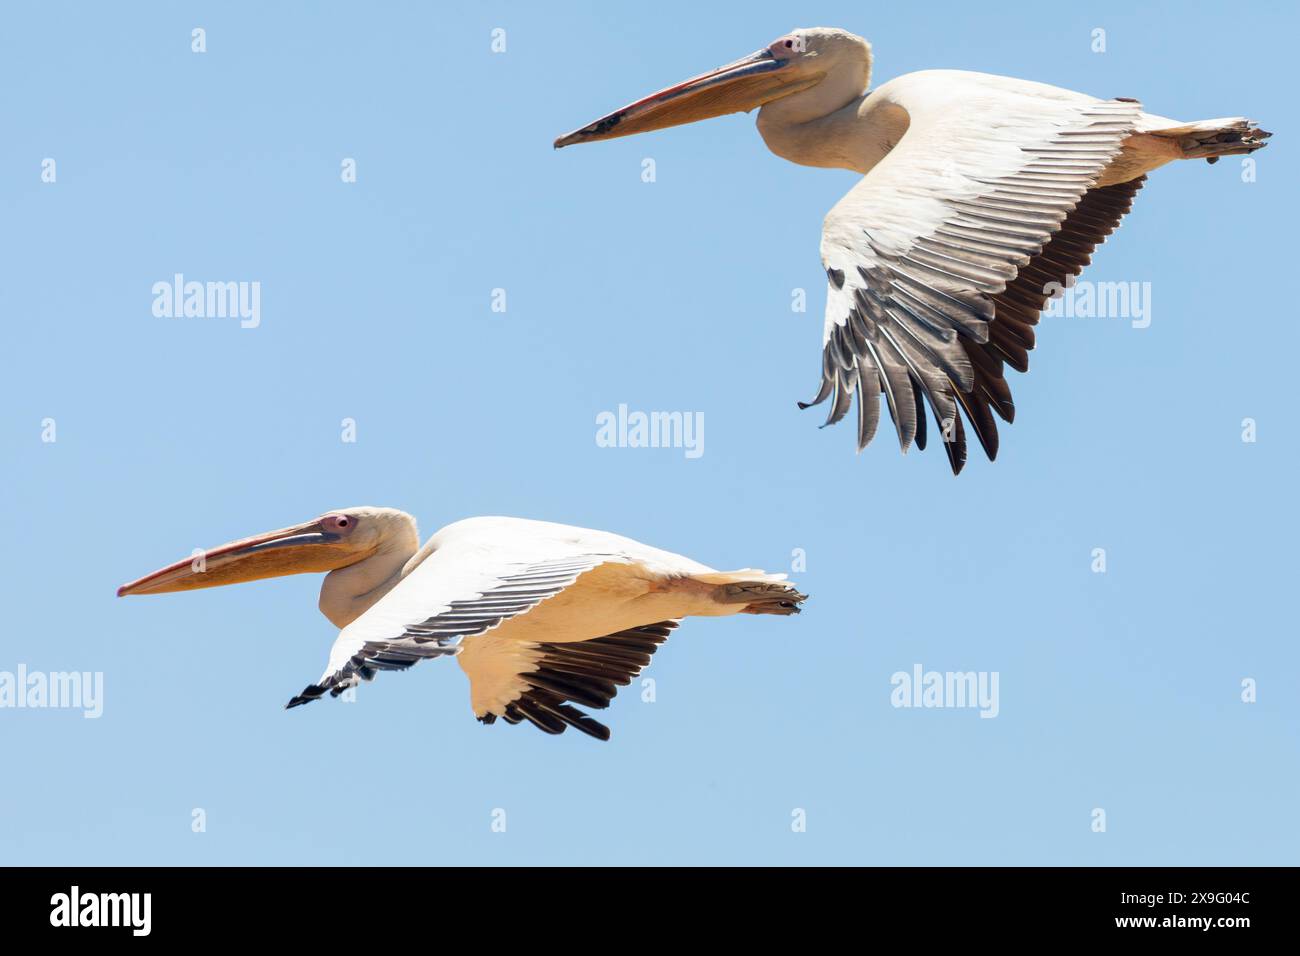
[285,684,324,710]
[479,622,677,742]
[912,386,928,451]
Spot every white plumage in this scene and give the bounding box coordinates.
[556,27,1269,473]
[119,510,805,740]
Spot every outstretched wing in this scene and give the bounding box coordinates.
[806,75,1145,473]
[285,516,714,710]
[459,621,678,741]
[285,555,608,707]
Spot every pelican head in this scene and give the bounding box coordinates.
[553,27,872,148]
[117,506,414,597]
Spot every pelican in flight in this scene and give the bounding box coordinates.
[555,27,1270,474]
[117,508,806,740]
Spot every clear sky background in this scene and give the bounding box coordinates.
[2,1,1295,865]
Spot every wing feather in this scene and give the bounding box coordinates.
[461,621,679,741]
[808,79,1146,473]
[285,554,608,708]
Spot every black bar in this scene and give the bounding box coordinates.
[0,866,1275,940]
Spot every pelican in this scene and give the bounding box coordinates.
[555,27,1270,474]
[117,508,806,740]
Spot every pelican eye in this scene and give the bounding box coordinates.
[321,514,355,534]
[768,35,803,59]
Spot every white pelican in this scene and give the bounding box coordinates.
[117,508,806,740]
[555,27,1270,474]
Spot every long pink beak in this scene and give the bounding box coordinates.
[554,47,798,148]
[117,518,344,596]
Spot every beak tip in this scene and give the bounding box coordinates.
[554,126,602,149]
[116,585,129,597]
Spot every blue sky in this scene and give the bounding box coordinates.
[2,1,1295,865]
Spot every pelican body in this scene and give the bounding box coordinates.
[556,27,1270,474]
[118,508,806,740]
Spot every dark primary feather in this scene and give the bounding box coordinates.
[478,621,678,741]
[284,636,460,708]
